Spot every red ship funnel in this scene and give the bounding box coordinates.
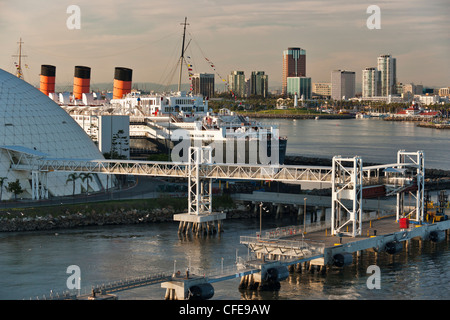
[73,66,91,100]
[39,65,56,96]
[113,67,133,99]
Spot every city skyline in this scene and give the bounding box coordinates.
[1,0,449,90]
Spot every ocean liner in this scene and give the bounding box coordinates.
[41,18,287,164]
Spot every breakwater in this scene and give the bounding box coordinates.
[417,122,450,129]
[384,117,450,129]
[383,116,426,122]
[0,203,256,232]
[240,113,354,120]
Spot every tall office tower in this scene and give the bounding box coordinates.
[282,47,306,95]
[377,54,397,96]
[362,67,381,98]
[228,71,245,97]
[245,78,251,97]
[396,82,404,96]
[331,70,355,100]
[250,71,269,98]
[287,77,311,100]
[191,73,215,98]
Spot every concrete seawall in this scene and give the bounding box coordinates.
[240,113,354,120]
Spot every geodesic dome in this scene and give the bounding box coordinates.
[0,68,108,200]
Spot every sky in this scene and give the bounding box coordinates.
[1,0,449,91]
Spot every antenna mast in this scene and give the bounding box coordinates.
[178,17,189,92]
[12,38,27,80]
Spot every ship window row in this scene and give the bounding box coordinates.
[161,106,203,113]
[73,115,98,122]
[175,99,195,105]
[141,99,156,106]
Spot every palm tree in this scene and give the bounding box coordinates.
[80,173,93,194]
[66,173,79,196]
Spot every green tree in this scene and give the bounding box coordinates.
[6,179,24,200]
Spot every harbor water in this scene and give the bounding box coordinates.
[274,118,450,170]
[0,118,449,300]
[1,219,449,300]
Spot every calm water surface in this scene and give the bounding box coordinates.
[273,118,450,170]
[0,219,449,300]
[0,118,449,300]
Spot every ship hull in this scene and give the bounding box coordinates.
[130,136,287,165]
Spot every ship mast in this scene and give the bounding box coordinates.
[12,38,27,80]
[177,17,189,92]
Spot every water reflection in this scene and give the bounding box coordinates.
[272,118,450,170]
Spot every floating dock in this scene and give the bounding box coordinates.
[241,216,450,269]
[159,213,450,300]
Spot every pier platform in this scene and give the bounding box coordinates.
[174,212,226,235]
[161,273,215,300]
[240,215,450,268]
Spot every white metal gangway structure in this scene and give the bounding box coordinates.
[3,146,424,237]
[331,150,424,237]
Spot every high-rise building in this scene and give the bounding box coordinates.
[415,84,423,95]
[438,87,450,97]
[396,82,404,97]
[245,78,251,97]
[287,77,311,100]
[312,82,331,98]
[331,70,355,100]
[377,54,397,96]
[282,47,306,95]
[250,71,269,98]
[228,71,245,97]
[403,83,423,95]
[191,73,215,98]
[362,67,381,98]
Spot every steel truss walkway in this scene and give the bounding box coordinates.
[2,146,424,237]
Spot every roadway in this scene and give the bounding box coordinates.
[232,191,398,212]
[0,176,184,210]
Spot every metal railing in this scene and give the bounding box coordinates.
[92,273,172,294]
[240,235,325,257]
[256,225,303,239]
[30,272,173,300]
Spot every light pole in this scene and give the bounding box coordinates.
[259,202,263,238]
[173,260,176,276]
[303,197,307,234]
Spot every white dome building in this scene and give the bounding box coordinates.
[0,68,108,200]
